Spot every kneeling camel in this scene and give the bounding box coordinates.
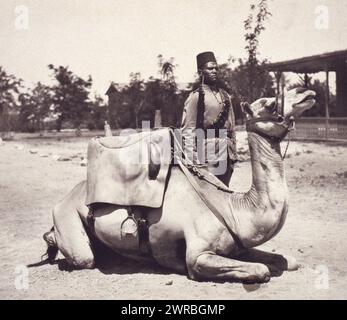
[43,87,316,283]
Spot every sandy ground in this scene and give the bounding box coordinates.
[0,131,347,300]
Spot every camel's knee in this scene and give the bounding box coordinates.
[186,252,208,280]
[57,235,96,269]
[66,253,95,269]
[52,207,95,269]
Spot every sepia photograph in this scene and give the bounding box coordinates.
[1,0,346,301]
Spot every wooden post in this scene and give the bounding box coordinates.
[335,60,347,116]
[325,68,330,140]
[281,73,285,108]
[304,73,309,88]
[106,93,111,126]
[104,121,112,137]
[154,109,162,128]
[275,71,282,96]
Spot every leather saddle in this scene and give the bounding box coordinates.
[86,128,172,208]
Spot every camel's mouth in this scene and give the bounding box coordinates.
[291,92,316,114]
[296,91,316,105]
[300,94,316,103]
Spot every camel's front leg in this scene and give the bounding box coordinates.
[186,251,271,283]
[53,181,95,269]
[236,248,299,273]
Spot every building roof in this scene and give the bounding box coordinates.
[105,82,127,95]
[265,49,347,73]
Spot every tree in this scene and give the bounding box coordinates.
[18,82,52,132]
[87,94,107,130]
[217,58,275,122]
[157,54,176,81]
[159,79,180,127]
[140,77,162,127]
[209,0,275,123]
[155,55,180,127]
[124,72,145,128]
[243,0,272,102]
[48,65,92,131]
[0,67,21,136]
[18,91,35,132]
[114,56,182,129]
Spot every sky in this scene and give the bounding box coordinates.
[1,0,347,96]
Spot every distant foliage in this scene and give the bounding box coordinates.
[108,55,183,129]
[218,58,275,122]
[18,82,52,132]
[48,64,92,131]
[184,1,275,124]
[0,67,21,135]
[243,0,273,102]
[1,1,278,132]
[87,95,107,130]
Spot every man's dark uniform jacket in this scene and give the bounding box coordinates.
[181,84,237,172]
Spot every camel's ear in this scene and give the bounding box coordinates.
[241,101,253,117]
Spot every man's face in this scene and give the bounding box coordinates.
[201,61,219,84]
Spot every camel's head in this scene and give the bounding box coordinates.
[243,87,316,141]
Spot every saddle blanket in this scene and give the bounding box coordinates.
[86,128,172,208]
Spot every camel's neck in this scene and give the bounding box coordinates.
[247,132,287,208]
[227,132,289,247]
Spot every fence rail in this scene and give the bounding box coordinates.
[291,117,347,140]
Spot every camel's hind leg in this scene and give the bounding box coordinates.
[186,251,271,283]
[52,181,95,269]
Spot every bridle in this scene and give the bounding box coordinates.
[244,96,295,159]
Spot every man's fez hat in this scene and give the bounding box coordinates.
[196,51,217,71]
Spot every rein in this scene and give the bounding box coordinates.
[171,129,234,193]
[170,129,245,249]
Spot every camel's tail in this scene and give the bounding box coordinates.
[27,227,58,268]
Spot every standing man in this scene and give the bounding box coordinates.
[181,51,237,186]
